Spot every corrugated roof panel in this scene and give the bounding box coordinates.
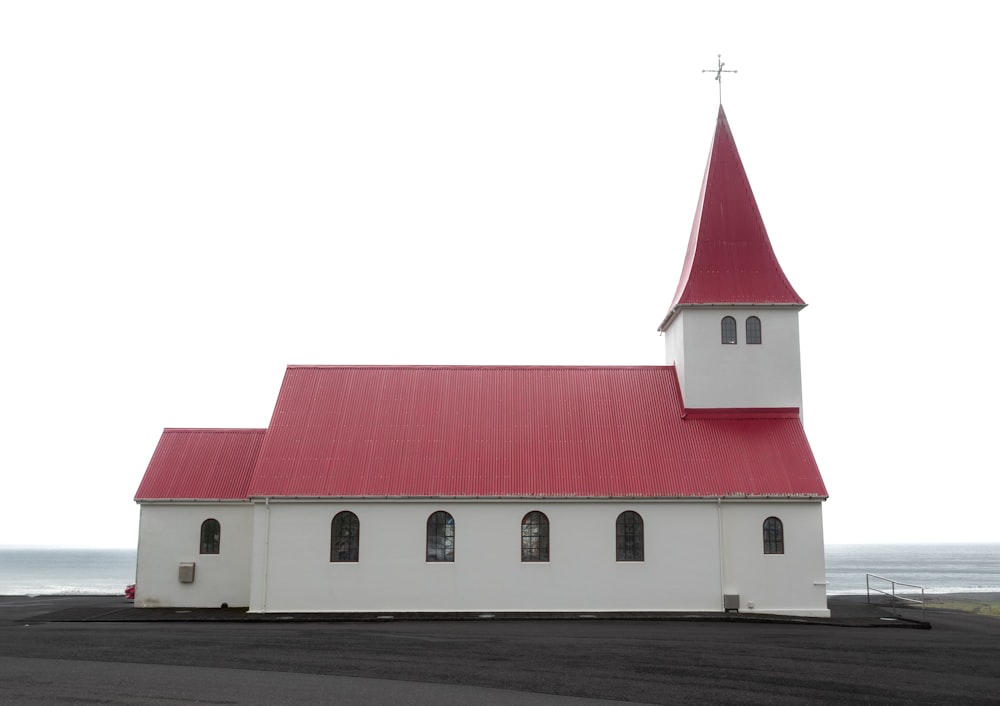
[135,428,265,500]
[245,366,826,499]
[665,105,804,319]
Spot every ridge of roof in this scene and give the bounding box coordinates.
[284,364,673,371]
[161,428,266,433]
[660,105,804,331]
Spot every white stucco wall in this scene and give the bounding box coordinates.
[245,499,827,617]
[721,502,828,617]
[135,503,254,608]
[663,308,803,411]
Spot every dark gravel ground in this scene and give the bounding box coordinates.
[1,595,997,705]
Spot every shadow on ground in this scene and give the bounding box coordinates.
[6,594,929,628]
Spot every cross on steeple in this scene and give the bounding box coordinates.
[702,54,737,104]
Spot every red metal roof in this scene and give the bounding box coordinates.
[242,365,826,499]
[135,429,266,500]
[662,106,803,328]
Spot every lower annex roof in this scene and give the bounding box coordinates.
[135,428,265,501]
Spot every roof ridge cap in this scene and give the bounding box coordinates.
[162,428,267,433]
[285,364,674,370]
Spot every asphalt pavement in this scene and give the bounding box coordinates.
[1,595,998,705]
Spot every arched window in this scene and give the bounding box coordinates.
[763,516,784,555]
[331,511,360,562]
[721,316,737,344]
[426,511,455,562]
[615,511,644,562]
[199,519,220,555]
[521,511,549,562]
[746,316,762,344]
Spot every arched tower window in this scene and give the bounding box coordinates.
[763,516,784,555]
[199,519,220,555]
[721,316,737,344]
[615,511,644,562]
[521,511,550,562]
[746,316,762,344]
[331,511,360,562]
[426,511,455,562]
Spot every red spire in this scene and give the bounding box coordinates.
[661,106,803,328]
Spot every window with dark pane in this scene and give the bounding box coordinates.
[615,511,644,561]
[721,316,737,344]
[746,316,762,345]
[521,511,549,562]
[200,518,220,555]
[763,516,784,555]
[426,511,455,562]
[331,511,360,562]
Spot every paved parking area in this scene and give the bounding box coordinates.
[1,596,997,705]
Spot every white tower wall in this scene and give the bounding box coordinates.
[663,307,803,411]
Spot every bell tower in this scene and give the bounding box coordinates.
[659,106,806,414]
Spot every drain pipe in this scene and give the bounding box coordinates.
[262,497,271,614]
[717,497,726,611]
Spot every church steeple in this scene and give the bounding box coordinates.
[659,106,803,333]
[659,107,807,414]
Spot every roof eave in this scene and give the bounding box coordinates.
[244,494,827,501]
[135,497,252,504]
[659,301,808,332]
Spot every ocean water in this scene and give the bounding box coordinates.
[0,548,136,596]
[0,544,997,596]
[824,543,1000,595]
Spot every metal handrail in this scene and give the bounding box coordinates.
[866,573,925,620]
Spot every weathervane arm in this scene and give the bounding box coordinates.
[702,54,737,104]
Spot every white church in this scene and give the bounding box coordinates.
[134,106,830,617]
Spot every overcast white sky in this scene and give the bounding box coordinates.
[2,2,998,548]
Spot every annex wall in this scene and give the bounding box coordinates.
[248,500,727,614]
[135,503,253,608]
[721,501,828,617]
